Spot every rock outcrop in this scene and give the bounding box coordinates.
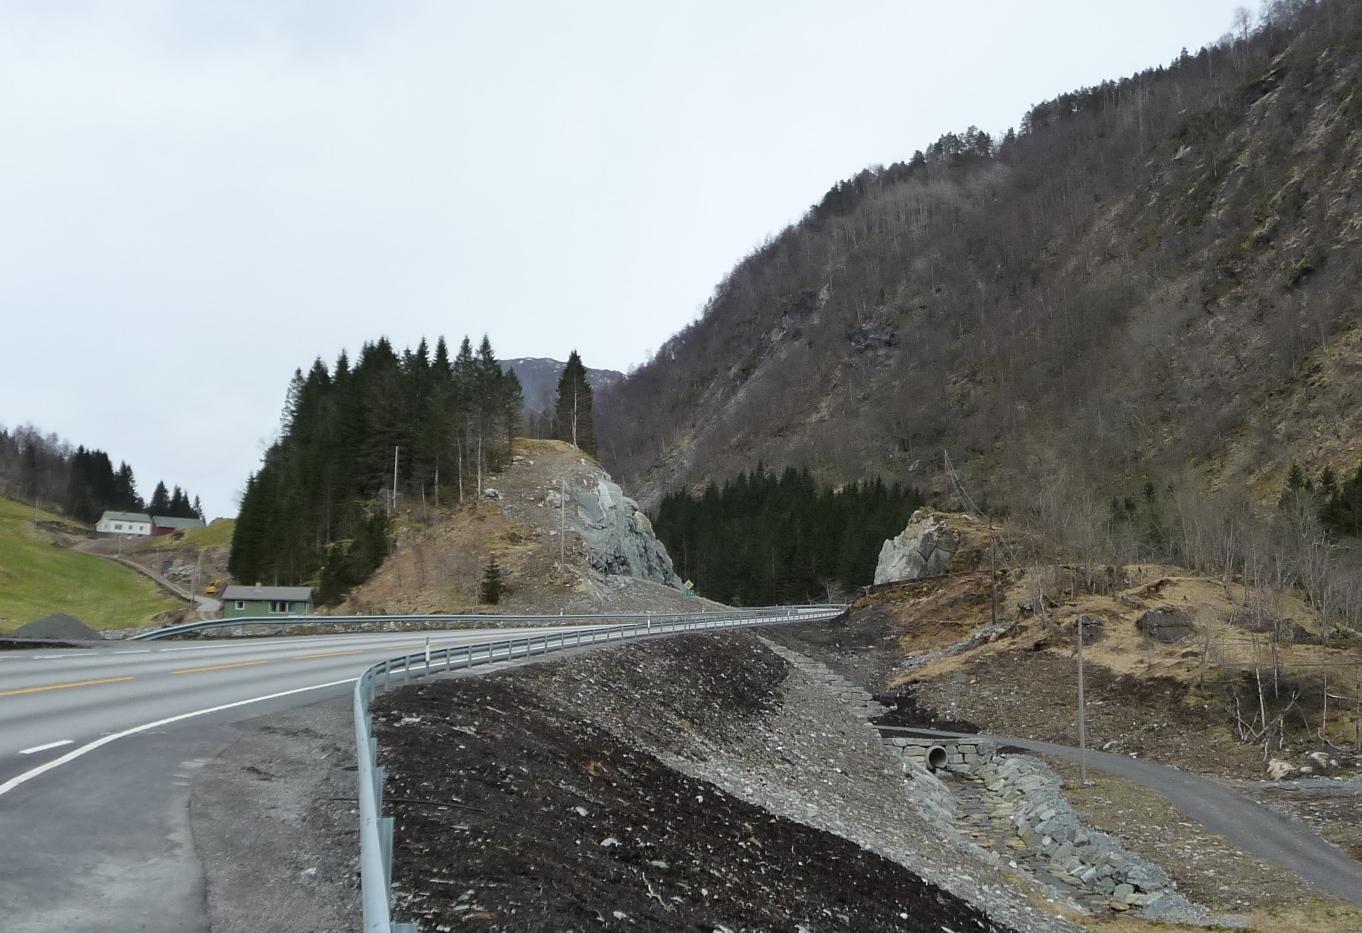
[568,478,683,589]
[1136,608,1194,643]
[874,509,961,585]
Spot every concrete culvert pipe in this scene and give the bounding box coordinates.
[926,746,948,771]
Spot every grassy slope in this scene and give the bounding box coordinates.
[0,496,180,633]
[132,517,236,551]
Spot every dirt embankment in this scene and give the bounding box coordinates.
[773,558,1362,783]
[371,634,1037,933]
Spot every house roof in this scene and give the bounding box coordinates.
[151,516,205,529]
[100,511,151,524]
[222,585,314,602]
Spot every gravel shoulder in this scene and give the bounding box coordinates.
[189,698,361,933]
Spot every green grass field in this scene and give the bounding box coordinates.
[0,496,180,634]
[133,517,236,552]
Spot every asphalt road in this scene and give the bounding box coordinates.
[897,726,1362,908]
[0,624,584,932]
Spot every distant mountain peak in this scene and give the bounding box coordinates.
[503,357,624,413]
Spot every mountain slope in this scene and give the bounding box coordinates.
[598,1,1362,510]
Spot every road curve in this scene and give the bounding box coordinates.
[897,726,1362,908]
[0,623,607,932]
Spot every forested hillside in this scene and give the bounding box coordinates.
[228,335,522,602]
[598,0,1362,518]
[0,423,201,523]
[653,467,922,604]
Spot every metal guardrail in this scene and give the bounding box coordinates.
[351,604,848,933]
[131,607,839,641]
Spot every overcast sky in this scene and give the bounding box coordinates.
[0,1,1247,517]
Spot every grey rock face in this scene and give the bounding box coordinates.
[569,478,682,589]
[874,509,961,585]
[1137,608,1194,643]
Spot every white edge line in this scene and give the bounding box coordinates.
[0,677,356,798]
[18,739,75,755]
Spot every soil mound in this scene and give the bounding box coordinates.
[374,645,1015,932]
[16,613,101,640]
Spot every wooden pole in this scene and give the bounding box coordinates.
[391,445,399,515]
[1077,616,1088,785]
[1321,665,1329,741]
[989,522,999,628]
[559,478,566,567]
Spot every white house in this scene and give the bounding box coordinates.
[96,510,153,536]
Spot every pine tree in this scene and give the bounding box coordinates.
[553,350,595,455]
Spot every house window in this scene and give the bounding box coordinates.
[270,600,288,613]
[235,600,246,611]
[115,523,123,530]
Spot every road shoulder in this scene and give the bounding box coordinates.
[189,697,361,933]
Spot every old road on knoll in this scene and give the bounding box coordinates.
[0,621,642,932]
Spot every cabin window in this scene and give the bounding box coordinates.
[235,600,246,610]
[270,600,288,613]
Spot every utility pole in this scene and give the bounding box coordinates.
[191,548,205,617]
[1077,615,1088,785]
[391,445,399,515]
[989,520,999,628]
[559,478,566,567]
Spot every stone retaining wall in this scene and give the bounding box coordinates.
[974,756,1209,923]
[882,735,997,774]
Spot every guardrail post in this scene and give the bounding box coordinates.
[380,815,395,885]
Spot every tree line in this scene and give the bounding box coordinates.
[653,466,924,605]
[228,335,524,603]
[0,423,201,524]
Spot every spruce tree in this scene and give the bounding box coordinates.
[149,481,170,515]
[553,350,595,455]
[479,559,505,604]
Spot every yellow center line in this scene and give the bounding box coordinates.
[171,659,271,676]
[0,676,135,698]
[293,649,364,660]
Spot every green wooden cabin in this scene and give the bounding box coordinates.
[221,584,314,618]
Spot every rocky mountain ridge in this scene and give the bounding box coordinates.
[597,1,1362,512]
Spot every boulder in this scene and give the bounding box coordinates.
[1137,607,1194,643]
[873,510,961,585]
